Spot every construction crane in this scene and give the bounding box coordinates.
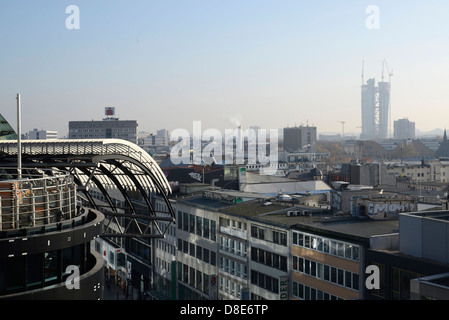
[382,59,393,82]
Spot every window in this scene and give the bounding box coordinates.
[204,218,210,239]
[177,211,183,230]
[345,244,352,259]
[331,241,337,255]
[211,220,216,241]
[183,212,188,231]
[196,216,202,236]
[189,214,195,233]
[331,267,337,283]
[311,261,316,277]
[211,252,216,266]
[273,231,279,244]
[44,251,59,284]
[258,228,264,240]
[305,235,310,248]
[203,249,209,264]
[345,271,352,288]
[338,269,344,286]
[324,265,330,281]
[317,263,324,279]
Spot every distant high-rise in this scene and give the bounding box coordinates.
[361,61,392,140]
[283,125,317,152]
[361,78,390,140]
[394,118,415,140]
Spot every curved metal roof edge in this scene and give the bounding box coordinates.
[0,138,172,194]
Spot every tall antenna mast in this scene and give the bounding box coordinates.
[362,59,365,85]
[16,93,22,179]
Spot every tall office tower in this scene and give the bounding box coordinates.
[361,78,391,140]
[377,81,391,139]
[394,118,415,140]
[361,78,376,140]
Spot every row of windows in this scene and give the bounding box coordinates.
[70,122,137,128]
[70,128,136,132]
[0,245,86,295]
[292,281,343,300]
[156,238,176,255]
[250,270,279,294]
[177,262,211,296]
[219,236,247,258]
[219,277,243,299]
[219,257,248,280]
[293,231,359,262]
[219,217,247,232]
[155,256,172,275]
[251,225,287,246]
[251,247,287,272]
[293,256,359,291]
[178,211,217,241]
[178,239,217,266]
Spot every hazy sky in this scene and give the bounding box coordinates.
[1,0,448,138]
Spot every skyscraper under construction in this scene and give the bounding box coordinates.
[360,62,392,140]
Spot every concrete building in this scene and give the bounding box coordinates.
[394,118,415,140]
[363,210,449,300]
[68,108,138,144]
[26,128,58,140]
[349,162,396,186]
[386,159,449,183]
[283,126,317,152]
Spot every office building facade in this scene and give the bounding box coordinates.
[68,109,138,144]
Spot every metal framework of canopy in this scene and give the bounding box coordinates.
[0,139,175,238]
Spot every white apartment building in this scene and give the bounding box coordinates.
[387,159,449,183]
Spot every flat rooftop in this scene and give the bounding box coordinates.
[221,199,399,241]
[178,194,400,242]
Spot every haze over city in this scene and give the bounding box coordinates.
[1,1,448,138]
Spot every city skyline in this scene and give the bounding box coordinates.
[1,1,449,138]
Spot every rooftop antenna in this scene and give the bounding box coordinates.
[16,93,22,179]
[361,59,365,85]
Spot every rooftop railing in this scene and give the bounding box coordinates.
[0,168,77,231]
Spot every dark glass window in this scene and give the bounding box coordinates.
[44,251,59,284]
[6,256,25,292]
[203,218,210,239]
[27,253,43,289]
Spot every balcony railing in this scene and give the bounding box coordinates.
[0,168,77,231]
